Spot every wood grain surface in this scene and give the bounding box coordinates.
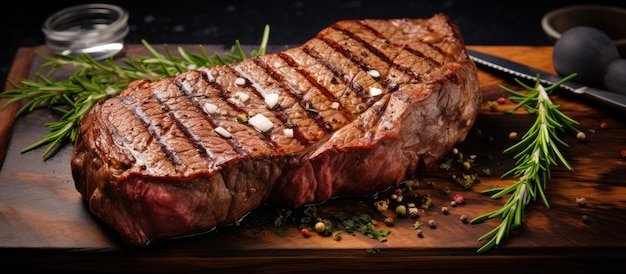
[0,45,624,273]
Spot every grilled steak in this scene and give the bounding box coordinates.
[71,14,481,246]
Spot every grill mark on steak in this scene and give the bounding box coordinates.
[403,45,444,68]
[312,35,391,106]
[301,44,374,110]
[101,99,155,170]
[356,19,452,81]
[176,77,250,156]
[354,20,387,40]
[331,22,423,84]
[190,70,280,157]
[276,52,354,121]
[282,47,369,117]
[329,24,393,72]
[200,68,279,151]
[122,95,182,167]
[206,70,250,115]
[316,20,458,107]
[154,79,256,166]
[152,94,211,159]
[277,52,344,108]
[316,35,377,82]
[315,33,404,100]
[250,57,334,137]
[227,65,294,150]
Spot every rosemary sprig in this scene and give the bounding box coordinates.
[470,73,580,254]
[0,25,270,159]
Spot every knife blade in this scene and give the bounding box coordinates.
[466,48,626,116]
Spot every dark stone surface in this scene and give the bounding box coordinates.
[2,0,623,88]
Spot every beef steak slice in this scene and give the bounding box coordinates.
[71,14,482,246]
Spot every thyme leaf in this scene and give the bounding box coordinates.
[0,25,271,159]
[470,73,579,254]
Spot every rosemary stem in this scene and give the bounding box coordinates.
[472,74,578,254]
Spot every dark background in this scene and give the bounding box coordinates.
[2,0,624,88]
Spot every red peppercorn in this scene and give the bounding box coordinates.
[600,122,608,129]
[453,194,465,204]
[497,97,506,104]
[300,228,310,237]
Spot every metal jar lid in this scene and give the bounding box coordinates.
[42,3,129,60]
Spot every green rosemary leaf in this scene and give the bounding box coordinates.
[536,182,551,208]
[480,187,505,195]
[476,225,500,242]
[476,237,498,254]
[489,182,519,199]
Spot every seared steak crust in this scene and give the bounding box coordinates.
[71,14,481,245]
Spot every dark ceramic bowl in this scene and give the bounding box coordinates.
[541,5,626,57]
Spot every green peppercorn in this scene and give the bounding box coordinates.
[395,205,407,217]
[488,101,498,111]
[237,113,248,123]
[314,221,326,233]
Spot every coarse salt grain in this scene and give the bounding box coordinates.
[367,69,380,78]
[331,102,340,109]
[283,128,294,137]
[265,93,279,109]
[249,113,273,132]
[214,126,232,138]
[203,103,218,114]
[235,91,249,102]
[234,77,246,86]
[369,87,382,97]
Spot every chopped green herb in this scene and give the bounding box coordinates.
[342,214,389,242]
[412,221,422,229]
[332,231,342,241]
[439,157,453,170]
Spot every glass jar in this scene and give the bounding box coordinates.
[42,3,129,60]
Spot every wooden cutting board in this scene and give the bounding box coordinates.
[0,45,625,272]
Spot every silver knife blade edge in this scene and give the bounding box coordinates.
[468,52,559,87]
[466,49,626,115]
